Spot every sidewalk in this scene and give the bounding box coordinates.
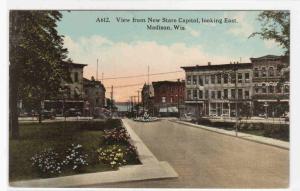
[171,120,289,150]
[10,118,178,187]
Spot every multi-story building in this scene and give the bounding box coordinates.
[181,55,289,118]
[182,62,253,117]
[251,55,289,117]
[83,77,106,116]
[152,80,185,116]
[60,61,87,99]
[44,61,87,115]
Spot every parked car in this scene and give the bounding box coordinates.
[42,110,55,119]
[65,108,81,117]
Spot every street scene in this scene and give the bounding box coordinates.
[9,10,289,188]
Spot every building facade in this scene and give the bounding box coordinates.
[152,80,185,116]
[83,77,106,116]
[251,55,289,117]
[44,61,87,116]
[181,55,289,118]
[61,61,87,99]
[182,62,253,118]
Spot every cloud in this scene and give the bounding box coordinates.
[63,35,242,101]
[226,11,255,38]
[186,26,200,37]
[264,39,278,49]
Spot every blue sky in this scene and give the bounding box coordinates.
[57,11,285,101]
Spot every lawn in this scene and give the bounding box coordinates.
[9,120,140,182]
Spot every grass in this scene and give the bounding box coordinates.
[9,120,139,182]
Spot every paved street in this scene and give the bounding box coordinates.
[98,119,289,188]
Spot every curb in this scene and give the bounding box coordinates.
[10,119,178,188]
[170,120,289,150]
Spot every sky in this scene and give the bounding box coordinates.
[57,11,284,102]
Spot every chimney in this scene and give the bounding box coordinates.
[208,62,211,66]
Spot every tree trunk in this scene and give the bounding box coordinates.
[9,69,19,139]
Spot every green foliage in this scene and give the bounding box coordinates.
[249,11,290,56]
[10,10,69,99]
[10,120,140,181]
[9,11,70,137]
[97,144,139,168]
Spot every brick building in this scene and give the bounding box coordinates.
[251,55,289,117]
[152,80,185,116]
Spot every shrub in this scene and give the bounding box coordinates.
[97,144,139,168]
[263,124,289,141]
[103,128,130,144]
[31,148,62,176]
[31,144,89,176]
[62,144,88,172]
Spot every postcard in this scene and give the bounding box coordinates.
[8,10,290,189]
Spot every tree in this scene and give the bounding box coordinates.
[9,11,69,139]
[249,11,290,56]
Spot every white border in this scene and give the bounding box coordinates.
[2,1,300,191]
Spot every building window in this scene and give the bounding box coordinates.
[217,91,222,99]
[187,76,191,85]
[269,67,274,77]
[269,86,274,93]
[255,85,259,93]
[211,75,215,84]
[211,91,216,99]
[205,90,209,99]
[276,85,282,93]
[237,73,243,83]
[245,73,250,83]
[262,67,267,77]
[231,89,236,99]
[170,97,173,103]
[284,85,289,93]
[231,73,236,84]
[254,68,259,77]
[74,72,79,82]
[192,76,197,85]
[262,84,267,93]
[223,73,228,84]
[187,90,192,100]
[210,103,217,115]
[224,89,228,99]
[217,74,222,84]
[198,76,203,86]
[245,90,250,99]
[238,89,243,99]
[193,90,198,99]
[199,90,203,99]
[205,75,209,84]
[162,97,166,103]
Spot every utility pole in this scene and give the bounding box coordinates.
[137,90,140,115]
[147,65,150,86]
[234,62,238,137]
[110,85,113,117]
[96,58,99,81]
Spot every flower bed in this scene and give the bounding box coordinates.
[9,120,140,181]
